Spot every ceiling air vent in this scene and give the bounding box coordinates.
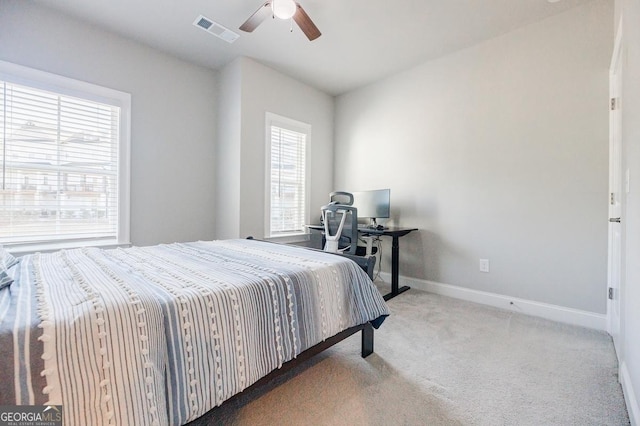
[193,15,240,43]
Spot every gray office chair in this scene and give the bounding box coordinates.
[321,203,358,255]
[321,198,379,257]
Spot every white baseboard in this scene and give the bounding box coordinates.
[379,273,607,331]
[620,362,639,426]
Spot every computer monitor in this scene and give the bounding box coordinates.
[351,189,390,226]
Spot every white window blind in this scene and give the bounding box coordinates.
[267,114,309,237]
[0,80,121,245]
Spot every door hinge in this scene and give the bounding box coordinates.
[608,287,614,300]
[611,97,617,111]
[610,192,615,205]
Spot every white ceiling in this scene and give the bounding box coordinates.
[36,0,593,95]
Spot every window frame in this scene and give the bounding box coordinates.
[0,60,131,252]
[264,112,311,242]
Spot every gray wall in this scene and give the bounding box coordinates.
[0,1,218,246]
[334,0,613,313]
[214,57,334,240]
[615,0,640,421]
[214,59,243,240]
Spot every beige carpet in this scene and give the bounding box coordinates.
[190,288,629,425]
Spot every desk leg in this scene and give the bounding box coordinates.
[382,235,411,301]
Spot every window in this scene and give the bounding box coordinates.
[0,61,130,249]
[265,113,310,239]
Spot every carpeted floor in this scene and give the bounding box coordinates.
[191,287,630,425]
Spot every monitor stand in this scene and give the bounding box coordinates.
[369,218,378,229]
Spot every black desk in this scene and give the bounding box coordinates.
[306,225,418,301]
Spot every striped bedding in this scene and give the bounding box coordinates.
[0,239,389,425]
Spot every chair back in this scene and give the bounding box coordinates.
[321,203,358,255]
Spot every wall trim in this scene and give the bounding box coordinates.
[379,273,607,331]
[620,362,639,426]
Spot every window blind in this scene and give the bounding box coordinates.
[269,125,307,235]
[0,81,120,245]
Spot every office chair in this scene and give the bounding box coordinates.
[321,203,358,255]
[321,199,379,256]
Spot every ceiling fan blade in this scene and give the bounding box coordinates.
[293,3,321,41]
[239,1,272,32]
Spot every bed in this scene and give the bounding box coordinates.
[0,239,389,425]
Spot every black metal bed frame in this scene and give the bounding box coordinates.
[219,321,374,404]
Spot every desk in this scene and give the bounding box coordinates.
[306,225,418,301]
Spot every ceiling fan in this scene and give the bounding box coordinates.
[239,0,321,41]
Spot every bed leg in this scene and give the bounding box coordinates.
[361,322,374,358]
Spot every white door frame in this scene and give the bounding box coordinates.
[607,17,623,359]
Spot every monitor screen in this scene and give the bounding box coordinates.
[351,189,390,219]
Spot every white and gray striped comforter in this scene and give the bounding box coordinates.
[0,239,389,425]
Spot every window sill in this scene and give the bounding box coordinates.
[264,233,311,244]
[7,240,132,256]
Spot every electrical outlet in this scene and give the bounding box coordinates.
[479,259,490,273]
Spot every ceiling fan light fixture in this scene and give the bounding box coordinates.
[240,0,320,41]
[272,0,297,20]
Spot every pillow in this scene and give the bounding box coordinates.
[0,270,13,290]
[0,246,19,271]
